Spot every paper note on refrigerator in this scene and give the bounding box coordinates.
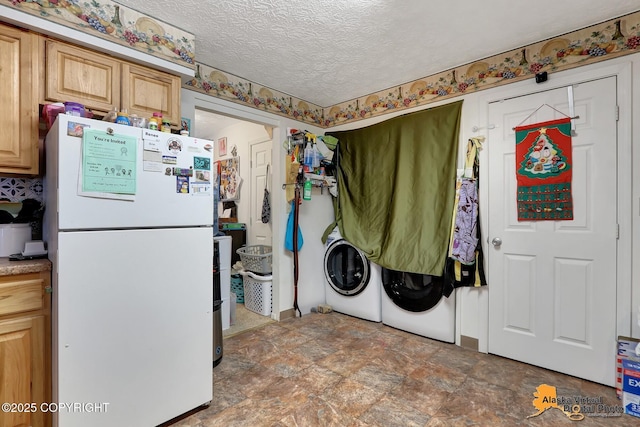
[81,129,137,195]
[143,149,164,172]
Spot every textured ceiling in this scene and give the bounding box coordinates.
[122,0,640,107]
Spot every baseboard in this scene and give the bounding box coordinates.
[460,335,479,351]
[279,308,296,320]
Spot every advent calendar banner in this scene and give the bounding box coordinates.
[515,117,573,221]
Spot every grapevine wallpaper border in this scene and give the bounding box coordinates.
[2,0,196,69]
[5,3,639,128]
[184,10,640,129]
[184,64,325,127]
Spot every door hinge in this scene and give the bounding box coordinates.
[616,223,620,240]
[615,105,619,121]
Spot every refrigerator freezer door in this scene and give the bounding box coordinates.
[47,115,213,230]
[54,227,213,427]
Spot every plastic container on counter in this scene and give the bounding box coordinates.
[102,108,118,123]
[161,120,171,133]
[64,102,85,117]
[129,114,141,127]
[0,224,32,257]
[115,112,130,126]
[42,103,66,129]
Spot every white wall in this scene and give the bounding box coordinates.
[329,52,640,346]
[181,89,330,319]
[13,0,637,346]
[293,188,335,315]
[182,48,640,343]
[202,119,269,224]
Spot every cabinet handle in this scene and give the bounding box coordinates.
[45,286,53,294]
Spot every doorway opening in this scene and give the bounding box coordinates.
[193,108,275,338]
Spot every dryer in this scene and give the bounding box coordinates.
[324,227,381,322]
[380,268,455,342]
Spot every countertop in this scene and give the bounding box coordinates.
[0,257,52,276]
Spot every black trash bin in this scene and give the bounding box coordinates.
[213,240,223,367]
[213,299,223,367]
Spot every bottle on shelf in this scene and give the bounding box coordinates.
[161,120,171,133]
[304,141,313,172]
[129,114,140,127]
[148,116,159,130]
[115,112,130,126]
[312,143,321,169]
[103,107,118,122]
[303,178,312,200]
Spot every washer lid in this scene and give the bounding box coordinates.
[381,268,444,312]
[324,239,370,296]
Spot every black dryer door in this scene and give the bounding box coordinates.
[382,268,444,312]
[324,239,370,296]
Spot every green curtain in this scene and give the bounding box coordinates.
[327,100,462,275]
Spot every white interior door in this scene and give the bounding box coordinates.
[250,139,272,246]
[487,77,618,385]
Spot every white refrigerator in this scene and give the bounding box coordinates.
[44,114,214,427]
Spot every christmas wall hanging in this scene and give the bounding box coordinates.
[514,113,573,221]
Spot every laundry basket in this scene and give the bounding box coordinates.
[239,270,272,316]
[236,245,272,274]
[230,274,244,303]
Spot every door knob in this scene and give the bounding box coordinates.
[491,237,502,247]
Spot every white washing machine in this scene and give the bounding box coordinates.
[324,227,381,322]
[380,268,456,342]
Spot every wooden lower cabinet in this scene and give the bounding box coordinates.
[0,272,51,427]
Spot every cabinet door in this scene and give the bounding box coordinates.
[0,316,46,427]
[45,41,121,113]
[121,63,180,125]
[0,24,39,174]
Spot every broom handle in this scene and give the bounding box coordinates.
[293,185,301,317]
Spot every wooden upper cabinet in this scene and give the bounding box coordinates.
[45,40,121,113]
[122,63,181,125]
[0,24,39,174]
[45,40,181,124]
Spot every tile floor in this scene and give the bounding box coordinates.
[223,303,275,339]
[165,312,636,426]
